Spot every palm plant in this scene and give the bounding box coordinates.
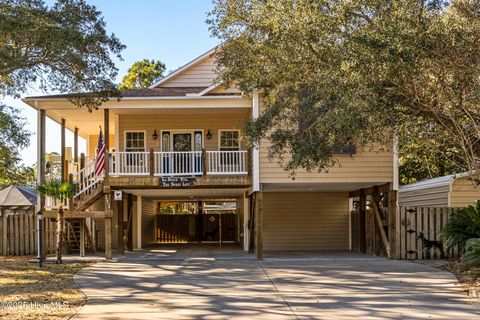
[36,180,76,264]
[463,238,480,269]
[440,201,480,250]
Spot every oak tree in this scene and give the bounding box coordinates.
[209,0,480,178]
[119,59,166,89]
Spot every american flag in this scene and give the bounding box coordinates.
[95,127,106,177]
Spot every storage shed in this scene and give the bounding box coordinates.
[399,173,480,207]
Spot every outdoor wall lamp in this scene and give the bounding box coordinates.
[152,129,158,140]
[206,129,212,139]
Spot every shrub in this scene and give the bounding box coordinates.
[440,201,480,250]
[463,238,480,268]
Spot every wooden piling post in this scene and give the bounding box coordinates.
[117,198,124,254]
[359,189,366,253]
[80,219,85,257]
[255,191,263,260]
[104,108,112,260]
[388,188,398,259]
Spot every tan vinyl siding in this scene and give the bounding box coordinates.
[160,56,217,88]
[258,96,393,184]
[263,192,349,251]
[259,144,393,183]
[450,179,480,207]
[141,199,157,245]
[399,184,450,207]
[118,110,250,152]
[87,135,115,159]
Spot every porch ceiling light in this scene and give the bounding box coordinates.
[206,129,212,139]
[152,129,158,140]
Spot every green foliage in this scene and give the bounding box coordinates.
[0,165,34,189]
[36,180,76,204]
[209,0,480,174]
[119,59,166,89]
[0,103,32,188]
[160,205,174,214]
[0,0,125,110]
[463,238,480,268]
[399,120,467,184]
[440,202,480,250]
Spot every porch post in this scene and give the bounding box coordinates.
[37,108,47,260]
[104,108,110,181]
[149,148,154,176]
[255,191,263,260]
[74,127,79,163]
[61,118,66,182]
[252,93,260,192]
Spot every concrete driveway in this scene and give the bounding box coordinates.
[74,246,480,319]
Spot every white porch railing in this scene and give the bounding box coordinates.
[154,151,203,176]
[107,150,248,177]
[72,159,103,198]
[207,151,248,175]
[109,151,149,176]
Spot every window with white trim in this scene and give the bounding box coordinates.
[219,130,240,151]
[125,131,145,152]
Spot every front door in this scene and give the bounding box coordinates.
[173,133,192,152]
[172,133,192,174]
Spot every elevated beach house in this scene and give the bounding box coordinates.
[23,48,398,259]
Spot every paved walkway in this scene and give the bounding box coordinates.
[74,246,480,319]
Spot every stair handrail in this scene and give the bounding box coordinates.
[72,159,104,198]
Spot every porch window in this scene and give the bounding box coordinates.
[124,131,146,168]
[125,131,146,152]
[219,130,240,151]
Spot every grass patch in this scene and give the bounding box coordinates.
[0,256,89,320]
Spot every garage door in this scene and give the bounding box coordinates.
[263,192,349,251]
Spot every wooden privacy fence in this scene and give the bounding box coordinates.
[397,206,461,260]
[0,210,57,256]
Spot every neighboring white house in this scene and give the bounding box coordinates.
[399,173,480,207]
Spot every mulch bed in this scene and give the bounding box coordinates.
[441,261,480,299]
[0,256,89,320]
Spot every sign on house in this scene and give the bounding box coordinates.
[160,177,196,187]
[114,190,122,201]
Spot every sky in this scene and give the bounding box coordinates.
[5,0,220,166]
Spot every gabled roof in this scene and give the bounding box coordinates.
[148,47,218,89]
[0,185,37,208]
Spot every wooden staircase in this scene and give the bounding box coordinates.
[73,184,104,211]
[63,219,94,253]
[71,158,104,211]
